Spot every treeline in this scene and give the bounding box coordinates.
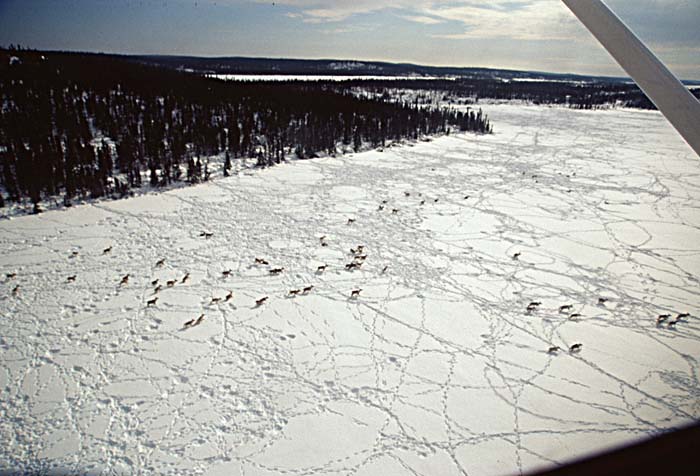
[340,78,700,110]
[0,50,492,212]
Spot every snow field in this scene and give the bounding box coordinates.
[1,104,699,475]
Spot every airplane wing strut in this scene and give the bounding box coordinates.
[562,0,700,157]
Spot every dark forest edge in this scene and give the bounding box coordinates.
[0,49,492,215]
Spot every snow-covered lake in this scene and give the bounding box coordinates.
[1,104,698,475]
[209,74,451,82]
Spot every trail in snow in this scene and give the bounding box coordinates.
[1,104,699,475]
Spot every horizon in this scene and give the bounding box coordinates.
[5,47,699,84]
[0,0,698,81]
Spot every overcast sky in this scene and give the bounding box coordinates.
[1,0,698,79]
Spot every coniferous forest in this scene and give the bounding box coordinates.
[341,78,700,110]
[0,50,492,213]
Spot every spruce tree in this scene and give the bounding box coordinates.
[223,151,231,177]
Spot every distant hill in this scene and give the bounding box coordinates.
[129,55,624,83]
[129,55,700,86]
[130,55,700,86]
[5,49,698,85]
